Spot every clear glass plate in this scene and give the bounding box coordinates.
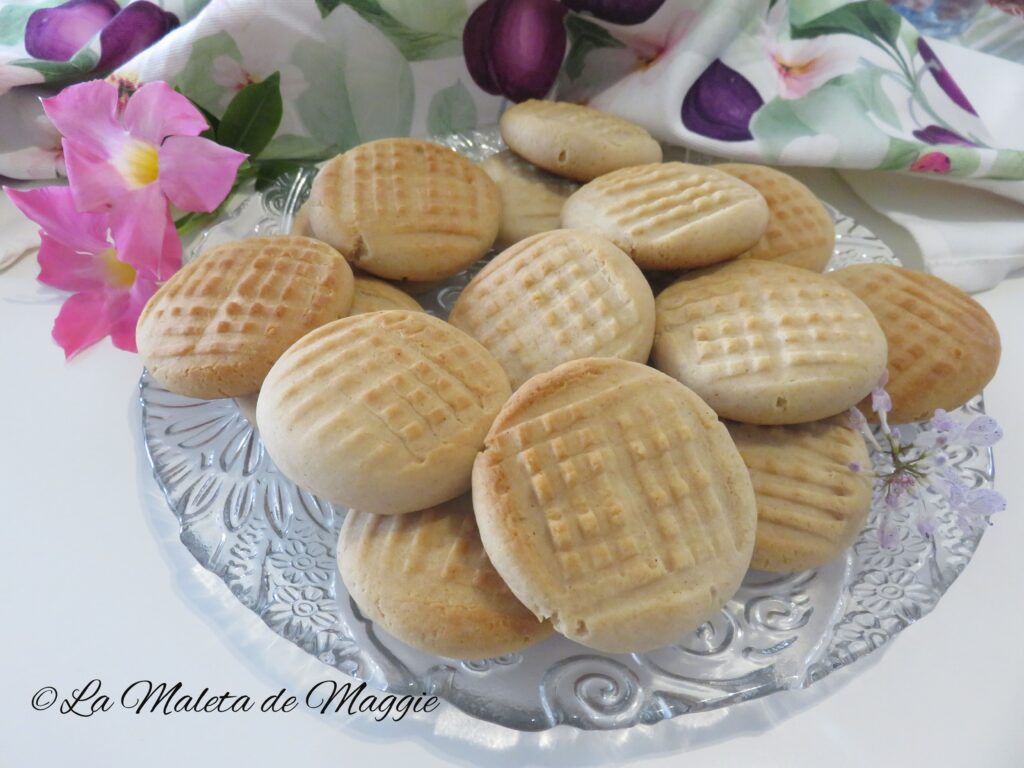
[140,129,993,731]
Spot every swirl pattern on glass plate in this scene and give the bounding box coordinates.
[140,128,994,731]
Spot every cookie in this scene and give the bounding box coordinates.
[257,310,511,515]
[472,358,756,653]
[561,162,769,269]
[500,100,662,182]
[828,264,1000,423]
[480,150,579,246]
[290,201,313,237]
[349,277,423,315]
[653,260,887,424]
[235,392,259,427]
[714,163,835,272]
[338,494,553,659]
[307,138,501,281]
[137,236,355,399]
[448,230,655,388]
[725,417,872,572]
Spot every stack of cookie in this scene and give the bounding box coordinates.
[136,100,1000,660]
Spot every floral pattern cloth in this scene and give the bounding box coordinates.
[1,0,1023,181]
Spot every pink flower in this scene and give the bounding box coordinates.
[761,3,856,100]
[910,151,952,173]
[3,186,178,359]
[41,80,246,272]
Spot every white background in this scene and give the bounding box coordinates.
[2,170,1022,766]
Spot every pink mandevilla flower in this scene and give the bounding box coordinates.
[41,80,246,272]
[4,186,178,359]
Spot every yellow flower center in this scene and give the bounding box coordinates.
[117,140,159,188]
[99,248,137,288]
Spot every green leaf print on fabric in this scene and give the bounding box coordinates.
[170,31,243,115]
[752,78,890,166]
[260,134,336,161]
[427,80,477,136]
[292,15,414,154]
[989,150,1024,180]
[316,0,462,60]
[11,47,97,79]
[790,0,903,49]
[564,15,625,80]
[878,137,920,170]
[832,68,900,129]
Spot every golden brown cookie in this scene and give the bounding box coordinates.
[338,494,553,659]
[235,392,259,427]
[473,358,756,653]
[653,260,887,424]
[725,417,872,572]
[257,310,511,515]
[828,264,1000,423]
[500,100,662,182]
[714,163,835,272]
[561,162,769,269]
[349,277,423,315]
[480,150,579,246]
[448,230,655,388]
[308,138,501,281]
[290,201,314,237]
[137,236,355,399]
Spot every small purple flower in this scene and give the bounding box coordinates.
[561,0,666,25]
[681,59,763,142]
[912,125,976,147]
[463,0,567,102]
[961,414,1003,447]
[24,0,119,61]
[848,461,862,473]
[917,38,978,116]
[930,408,958,433]
[878,517,900,550]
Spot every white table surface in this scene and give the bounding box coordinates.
[2,172,1022,766]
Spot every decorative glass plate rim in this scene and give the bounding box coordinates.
[139,128,994,732]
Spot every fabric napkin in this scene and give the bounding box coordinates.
[1,0,1023,290]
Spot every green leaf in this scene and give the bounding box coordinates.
[216,71,283,157]
[878,138,919,171]
[427,81,477,136]
[790,0,903,49]
[253,160,309,192]
[564,14,624,80]
[316,0,342,16]
[320,0,461,60]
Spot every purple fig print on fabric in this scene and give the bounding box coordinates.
[681,59,764,141]
[463,0,567,102]
[917,38,978,116]
[97,2,179,71]
[24,0,178,71]
[24,0,119,61]
[912,125,976,147]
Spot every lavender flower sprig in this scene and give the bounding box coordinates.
[848,375,1006,550]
